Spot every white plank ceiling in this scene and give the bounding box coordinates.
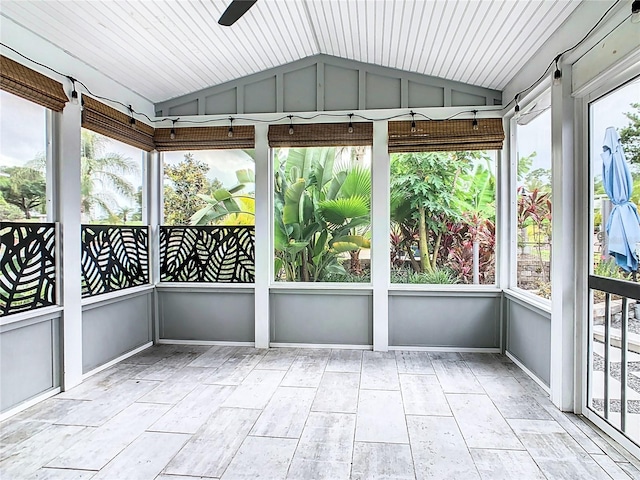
[0,0,582,104]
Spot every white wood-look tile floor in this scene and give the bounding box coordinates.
[1,345,640,479]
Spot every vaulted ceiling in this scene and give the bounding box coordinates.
[0,0,582,104]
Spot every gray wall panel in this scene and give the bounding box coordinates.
[270,292,372,345]
[408,81,445,107]
[205,88,237,115]
[156,54,502,115]
[324,64,359,111]
[366,73,401,109]
[168,99,199,116]
[283,65,317,112]
[451,90,486,107]
[389,293,500,348]
[506,297,551,386]
[159,290,255,342]
[244,77,277,113]
[82,293,152,373]
[1,317,59,412]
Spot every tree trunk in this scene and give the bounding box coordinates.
[405,245,421,272]
[419,206,432,273]
[301,250,310,282]
[432,231,442,270]
[349,250,362,275]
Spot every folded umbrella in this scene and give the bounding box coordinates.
[602,126,640,272]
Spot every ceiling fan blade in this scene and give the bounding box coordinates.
[218,0,258,26]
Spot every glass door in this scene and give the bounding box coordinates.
[587,78,640,447]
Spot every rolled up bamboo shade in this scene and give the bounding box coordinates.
[388,118,504,153]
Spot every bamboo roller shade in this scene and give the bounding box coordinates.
[0,55,68,112]
[154,126,255,151]
[268,122,373,147]
[82,96,155,151]
[388,118,504,153]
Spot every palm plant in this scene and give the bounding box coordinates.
[274,147,371,282]
[80,130,139,221]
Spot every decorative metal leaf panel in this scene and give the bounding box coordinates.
[0,222,56,316]
[160,226,255,283]
[81,225,149,297]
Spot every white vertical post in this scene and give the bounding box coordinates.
[254,124,270,349]
[372,121,390,351]
[57,101,83,389]
[147,150,161,343]
[500,122,516,291]
[550,67,576,411]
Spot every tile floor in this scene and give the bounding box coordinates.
[1,345,640,479]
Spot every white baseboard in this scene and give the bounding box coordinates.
[0,387,61,422]
[157,339,255,347]
[83,342,153,380]
[505,350,551,394]
[388,346,501,353]
[269,342,373,350]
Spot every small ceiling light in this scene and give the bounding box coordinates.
[632,0,640,23]
[410,111,416,133]
[288,115,294,135]
[348,114,354,134]
[553,56,562,86]
[170,120,177,140]
[472,110,479,130]
[228,117,234,138]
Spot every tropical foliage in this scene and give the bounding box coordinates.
[390,150,497,284]
[80,130,140,222]
[0,166,46,219]
[621,103,640,165]
[273,147,371,282]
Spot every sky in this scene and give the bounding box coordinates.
[590,78,640,178]
[163,149,255,188]
[0,90,46,168]
[515,77,639,186]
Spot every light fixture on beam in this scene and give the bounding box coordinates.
[170,119,177,140]
[128,105,136,130]
[553,56,562,86]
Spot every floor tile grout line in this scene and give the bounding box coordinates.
[439,379,484,479]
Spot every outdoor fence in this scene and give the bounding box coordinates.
[159,225,255,283]
[0,222,57,316]
[81,225,149,297]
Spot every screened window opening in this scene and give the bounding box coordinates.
[515,103,552,299]
[390,150,497,285]
[79,129,144,225]
[273,146,372,283]
[0,90,49,222]
[160,149,256,284]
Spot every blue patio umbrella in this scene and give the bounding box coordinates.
[602,127,640,272]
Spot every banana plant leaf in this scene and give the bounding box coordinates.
[283,179,306,225]
[331,235,371,249]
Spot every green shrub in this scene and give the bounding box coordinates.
[391,268,458,284]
